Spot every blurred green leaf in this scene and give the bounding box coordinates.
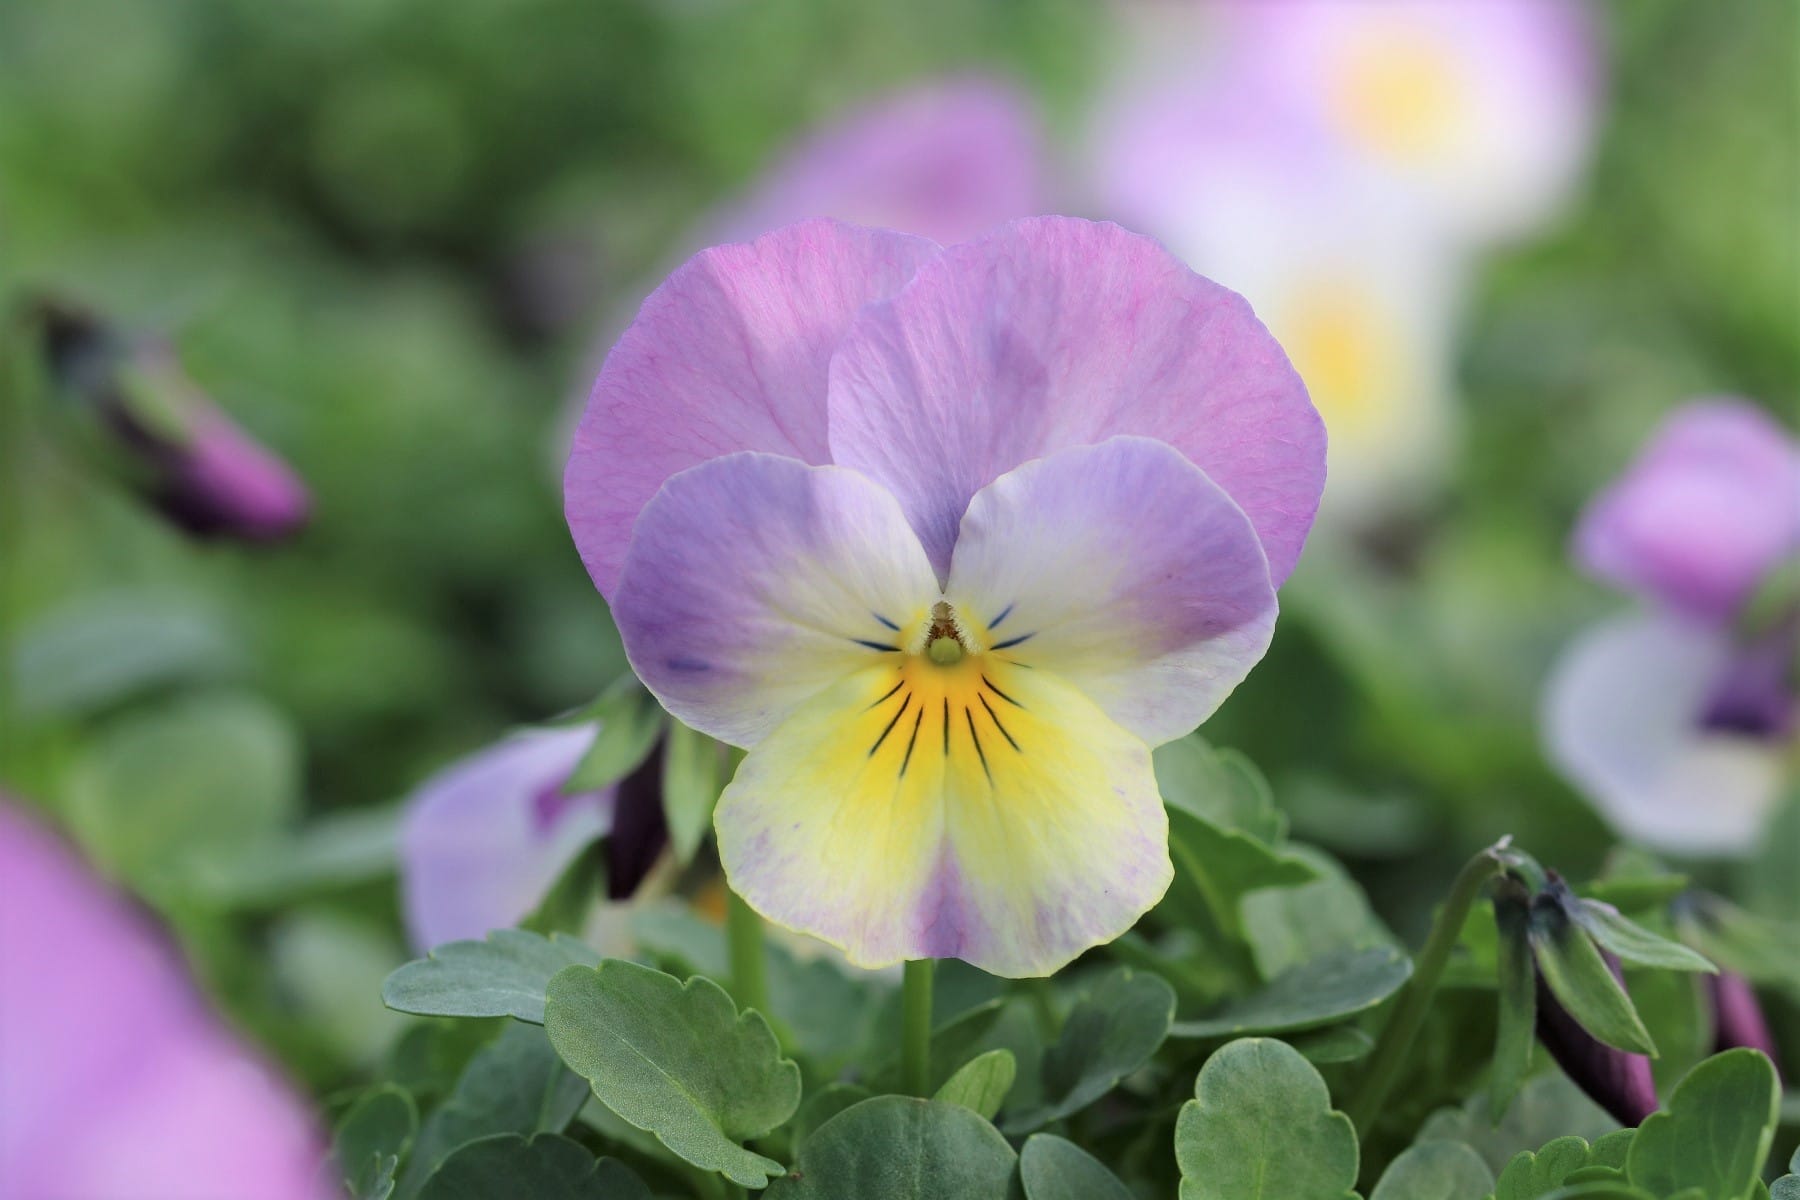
[543,960,799,1189]
[1019,1133,1133,1200]
[1173,1038,1358,1200]
[1369,1140,1494,1200]
[11,589,242,719]
[187,804,400,908]
[66,691,298,892]
[1241,867,1397,979]
[1154,736,1283,843]
[383,930,600,1024]
[763,1097,1016,1200]
[1004,967,1173,1133]
[415,1134,649,1200]
[1288,1025,1375,1065]
[1626,1049,1780,1200]
[1170,948,1411,1040]
[932,1049,1015,1121]
[1162,806,1321,942]
[1494,1134,1626,1200]
[789,1082,872,1155]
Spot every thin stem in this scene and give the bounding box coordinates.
[724,885,769,1016]
[1345,837,1514,1136]
[901,958,936,1097]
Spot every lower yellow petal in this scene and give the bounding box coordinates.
[713,655,1171,977]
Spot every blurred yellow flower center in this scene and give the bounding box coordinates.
[1278,281,1397,443]
[1332,31,1465,161]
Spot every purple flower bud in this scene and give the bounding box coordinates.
[37,300,311,543]
[1533,948,1660,1127]
[1708,971,1783,1078]
[606,736,670,902]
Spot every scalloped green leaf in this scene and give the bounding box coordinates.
[763,1097,1017,1199]
[1174,1038,1358,1200]
[1004,967,1173,1133]
[1626,1049,1779,1200]
[415,1133,649,1200]
[543,960,800,1188]
[395,1023,589,1199]
[1170,947,1411,1039]
[1495,1136,1607,1200]
[334,1085,417,1200]
[383,930,600,1024]
[1369,1140,1493,1200]
[933,1050,1016,1121]
[1019,1133,1133,1200]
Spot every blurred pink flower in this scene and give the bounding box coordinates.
[1545,401,1799,856]
[41,301,312,544]
[0,801,329,1199]
[709,76,1048,247]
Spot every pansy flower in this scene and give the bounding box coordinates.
[1545,401,1800,855]
[0,800,329,1198]
[565,217,1323,976]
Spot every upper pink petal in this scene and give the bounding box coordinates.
[565,219,938,597]
[1573,400,1800,623]
[826,216,1325,584]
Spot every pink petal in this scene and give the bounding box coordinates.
[612,453,940,748]
[945,437,1278,745]
[399,724,615,951]
[566,219,938,597]
[1574,400,1800,623]
[826,216,1325,584]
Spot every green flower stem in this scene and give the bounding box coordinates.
[901,958,936,1097]
[1345,837,1514,1136]
[725,885,769,1017]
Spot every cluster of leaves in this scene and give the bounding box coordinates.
[340,742,1796,1198]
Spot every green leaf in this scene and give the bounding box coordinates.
[1626,1049,1780,1200]
[395,1023,589,1199]
[1019,1133,1134,1200]
[933,1050,1015,1120]
[630,902,882,1071]
[1569,898,1716,974]
[763,1097,1018,1199]
[790,1083,873,1153]
[543,960,800,1188]
[1495,1136,1608,1200]
[1163,806,1321,941]
[661,719,722,864]
[1529,896,1657,1056]
[562,679,663,793]
[1368,1140,1494,1200]
[1154,736,1284,843]
[1417,1074,1616,1175]
[1241,870,1397,979]
[1535,1186,1657,1199]
[186,804,400,909]
[1777,1150,1800,1200]
[11,589,243,719]
[1741,787,1800,924]
[67,691,298,893]
[383,930,601,1024]
[1288,1025,1375,1065]
[519,840,607,938]
[335,1085,418,1200]
[1174,1038,1358,1200]
[1004,967,1174,1132]
[1627,968,1709,1095]
[1491,895,1537,1119]
[416,1133,649,1200]
[1170,947,1412,1039]
[1677,897,1800,999]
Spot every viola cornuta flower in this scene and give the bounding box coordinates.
[1546,400,1799,854]
[566,217,1324,975]
[0,801,329,1198]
